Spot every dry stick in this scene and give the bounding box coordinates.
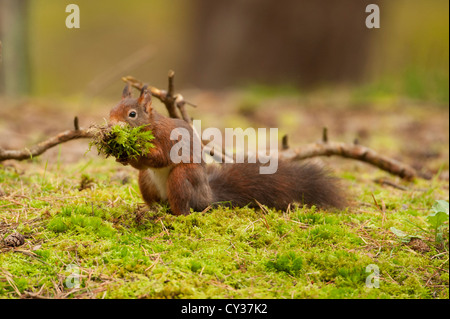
[161,70,180,119]
[374,178,409,191]
[74,116,80,131]
[0,128,92,161]
[164,70,192,123]
[0,127,422,181]
[174,94,192,124]
[322,127,328,143]
[0,124,422,181]
[0,75,424,181]
[279,140,420,180]
[282,135,289,150]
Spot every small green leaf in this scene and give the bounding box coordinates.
[431,200,449,215]
[390,227,422,243]
[390,227,409,238]
[426,200,449,231]
[426,211,449,230]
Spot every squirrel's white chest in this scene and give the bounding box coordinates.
[147,167,171,200]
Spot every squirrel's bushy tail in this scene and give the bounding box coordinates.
[207,161,346,210]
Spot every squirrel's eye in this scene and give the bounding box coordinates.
[128,111,137,118]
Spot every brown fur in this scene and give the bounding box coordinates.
[207,161,346,210]
[109,86,347,215]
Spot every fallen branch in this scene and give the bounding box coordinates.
[280,140,420,180]
[282,128,422,180]
[0,126,424,180]
[0,127,92,161]
[0,74,429,181]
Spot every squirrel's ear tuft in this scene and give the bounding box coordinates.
[122,84,132,99]
[138,85,152,113]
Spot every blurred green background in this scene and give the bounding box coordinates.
[0,0,448,104]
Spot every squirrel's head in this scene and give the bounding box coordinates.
[109,84,153,128]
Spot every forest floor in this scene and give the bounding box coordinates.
[0,86,448,299]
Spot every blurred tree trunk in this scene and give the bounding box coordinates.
[0,0,31,96]
[188,0,380,89]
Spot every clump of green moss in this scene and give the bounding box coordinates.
[89,124,155,161]
[266,251,303,276]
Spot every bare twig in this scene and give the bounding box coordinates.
[2,270,22,297]
[0,73,428,181]
[0,124,423,181]
[279,140,420,180]
[161,70,180,119]
[0,126,92,162]
[322,127,328,143]
[175,93,191,123]
[374,178,409,191]
[121,75,168,103]
[74,116,80,131]
[167,69,175,97]
[282,135,289,150]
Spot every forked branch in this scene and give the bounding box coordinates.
[122,71,194,123]
[0,73,429,181]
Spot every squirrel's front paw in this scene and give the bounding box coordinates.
[116,157,147,170]
[115,158,129,166]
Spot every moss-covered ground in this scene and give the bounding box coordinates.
[0,89,448,299]
[0,156,448,299]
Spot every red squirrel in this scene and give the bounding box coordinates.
[108,85,346,215]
